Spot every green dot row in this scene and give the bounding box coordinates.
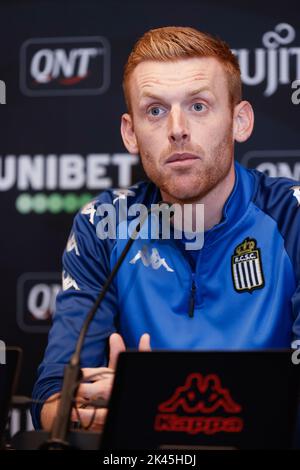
[16,193,93,214]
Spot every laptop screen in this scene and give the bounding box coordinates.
[101,350,300,449]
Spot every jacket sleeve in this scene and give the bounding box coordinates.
[31,193,118,429]
[252,171,300,342]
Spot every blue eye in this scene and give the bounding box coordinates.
[149,106,163,116]
[193,103,205,112]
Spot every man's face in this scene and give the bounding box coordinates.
[123,57,236,202]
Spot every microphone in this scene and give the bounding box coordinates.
[44,201,172,449]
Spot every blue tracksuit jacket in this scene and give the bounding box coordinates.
[31,161,300,428]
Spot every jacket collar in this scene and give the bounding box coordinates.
[203,161,255,245]
[133,161,255,246]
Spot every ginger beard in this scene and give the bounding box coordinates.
[136,121,235,204]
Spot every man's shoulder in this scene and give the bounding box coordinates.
[246,167,300,248]
[249,166,300,212]
[84,180,157,208]
[73,180,159,231]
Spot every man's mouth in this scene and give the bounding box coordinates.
[165,152,200,166]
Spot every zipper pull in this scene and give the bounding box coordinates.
[188,280,196,318]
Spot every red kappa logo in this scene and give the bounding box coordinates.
[154,373,244,435]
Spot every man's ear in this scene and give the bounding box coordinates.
[233,100,254,143]
[121,113,139,154]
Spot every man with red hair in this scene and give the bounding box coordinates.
[32,26,300,432]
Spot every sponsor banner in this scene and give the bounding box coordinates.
[0,153,139,214]
[241,150,300,179]
[17,273,61,333]
[9,408,33,437]
[20,36,110,96]
[233,23,300,97]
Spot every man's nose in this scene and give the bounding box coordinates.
[168,107,190,144]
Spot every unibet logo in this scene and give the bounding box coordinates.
[0,154,138,190]
[16,193,92,214]
[0,153,139,214]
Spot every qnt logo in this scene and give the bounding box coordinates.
[154,373,244,436]
[20,36,110,96]
[241,150,300,179]
[17,272,61,333]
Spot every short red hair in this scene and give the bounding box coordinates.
[123,26,241,113]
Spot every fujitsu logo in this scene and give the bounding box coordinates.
[20,36,110,96]
[233,23,300,97]
[154,373,243,435]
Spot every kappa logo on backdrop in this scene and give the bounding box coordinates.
[20,36,110,96]
[129,245,174,272]
[231,238,265,293]
[154,373,243,435]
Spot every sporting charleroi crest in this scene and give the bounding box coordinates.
[231,238,265,293]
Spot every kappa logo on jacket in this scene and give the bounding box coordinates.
[62,271,80,291]
[290,185,300,205]
[66,233,80,256]
[231,238,265,293]
[81,200,97,225]
[112,188,137,205]
[129,245,174,272]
